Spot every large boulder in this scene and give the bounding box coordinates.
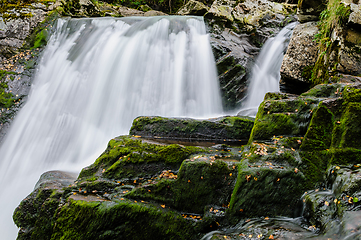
[280,21,319,92]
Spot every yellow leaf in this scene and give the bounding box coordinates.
[325,201,329,206]
[269,235,274,239]
[161,204,166,208]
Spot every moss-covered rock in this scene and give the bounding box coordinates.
[127,156,237,213]
[14,135,243,239]
[249,92,320,142]
[129,116,254,142]
[51,198,198,240]
[79,136,206,180]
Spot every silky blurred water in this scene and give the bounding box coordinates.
[238,22,297,117]
[0,16,223,239]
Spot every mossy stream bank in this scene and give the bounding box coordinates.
[13,83,361,239]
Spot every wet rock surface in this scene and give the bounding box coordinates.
[129,116,255,142]
[206,0,297,109]
[14,83,361,239]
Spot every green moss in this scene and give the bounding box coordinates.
[32,30,48,49]
[310,0,351,85]
[24,10,60,50]
[329,148,361,166]
[79,136,206,180]
[342,86,361,103]
[130,116,254,141]
[300,83,345,98]
[334,102,361,149]
[0,70,18,109]
[228,163,307,219]
[51,199,198,240]
[301,103,335,151]
[0,0,58,22]
[127,159,236,213]
[13,188,61,240]
[301,65,314,81]
[248,94,322,142]
[249,112,299,142]
[299,151,329,189]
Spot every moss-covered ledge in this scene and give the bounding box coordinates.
[129,116,254,143]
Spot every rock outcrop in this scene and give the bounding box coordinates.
[129,116,254,142]
[15,83,361,239]
[281,0,361,90]
[205,0,297,109]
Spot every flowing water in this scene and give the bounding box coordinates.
[238,22,297,117]
[0,16,223,239]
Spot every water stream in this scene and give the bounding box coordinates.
[0,16,223,239]
[238,22,297,117]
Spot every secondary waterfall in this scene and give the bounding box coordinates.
[0,16,223,239]
[238,22,297,117]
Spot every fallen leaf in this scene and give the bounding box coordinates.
[269,235,274,239]
[325,201,329,206]
[161,204,165,208]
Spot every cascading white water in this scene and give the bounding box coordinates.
[238,22,297,117]
[0,16,223,239]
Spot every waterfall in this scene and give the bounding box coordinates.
[238,22,297,117]
[0,16,223,239]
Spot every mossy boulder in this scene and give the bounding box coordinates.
[13,171,77,240]
[14,136,240,239]
[79,136,206,180]
[248,92,320,142]
[129,116,254,142]
[299,83,361,167]
[51,198,198,240]
[228,140,326,220]
[127,157,237,213]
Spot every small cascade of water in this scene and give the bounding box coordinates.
[0,16,223,239]
[238,22,297,117]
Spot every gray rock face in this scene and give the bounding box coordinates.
[210,29,260,109]
[0,8,47,58]
[232,0,294,31]
[349,2,361,25]
[208,0,237,22]
[177,0,209,16]
[280,22,319,85]
[206,0,297,109]
[34,171,78,190]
